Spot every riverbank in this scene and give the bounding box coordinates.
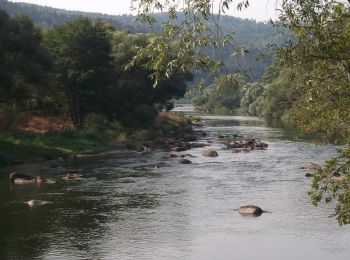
[0,112,194,166]
[1,105,347,260]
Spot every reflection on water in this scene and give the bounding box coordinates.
[1,105,350,260]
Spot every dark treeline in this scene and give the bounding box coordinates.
[0,0,287,81]
[0,9,190,129]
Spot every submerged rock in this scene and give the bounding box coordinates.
[232,148,251,154]
[26,200,50,207]
[190,143,208,148]
[181,154,196,158]
[179,159,192,164]
[171,146,188,152]
[300,162,320,170]
[62,173,82,181]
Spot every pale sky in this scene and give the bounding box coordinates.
[9,0,281,22]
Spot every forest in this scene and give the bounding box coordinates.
[0,0,285,81]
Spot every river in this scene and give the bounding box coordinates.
[1,105,349,260]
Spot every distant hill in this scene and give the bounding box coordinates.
[0,0,141,31]
[0,0,288,81]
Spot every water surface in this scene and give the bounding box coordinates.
[1,105,349,260]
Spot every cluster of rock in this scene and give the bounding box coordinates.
[224,139,268,154]
[9,171,83,207]
[137,129,208,153]
[170,142,208,153]
[10,172,82,184]
[10,172,56,184]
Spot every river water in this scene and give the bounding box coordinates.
[1,105,349,260]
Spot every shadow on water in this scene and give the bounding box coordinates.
[0,154,160,259]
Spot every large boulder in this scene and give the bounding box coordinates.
[202,149,218,157]
[9,172,34,184]
[234,205,268,216]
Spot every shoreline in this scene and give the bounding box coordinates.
[0,111,197,167]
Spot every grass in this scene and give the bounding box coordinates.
[0,129,113,166]
[0,111,193,166]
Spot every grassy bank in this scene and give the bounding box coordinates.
[0,112,192,166]
[0,129,114,165]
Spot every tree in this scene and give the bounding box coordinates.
[45,18,115,129]
[128,0,252,85]
[110,31,192,127]
[240,82,264,115]
[207,74,245,112]
[275,0,350,225]
[253,66,302,120]
[0,9,51,113]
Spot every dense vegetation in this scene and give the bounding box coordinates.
[190,65,301,121]
[0,8,192,164]
[0,0,286,81]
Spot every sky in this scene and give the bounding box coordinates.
[9,0,281,22]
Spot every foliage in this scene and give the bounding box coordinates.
[0,0,289,82]
[276,0,350,225]
[128,0,283,84]
[0,129,113,165]
[0,7,192,131]
[255,66,302,120]
[208,74,245,112]
[276,0,350,141]
[192,74,245,113]
[0,9,51,113]
[240,82,264,115]
[45,18,115,129]
[109,30,191,127]
[310,147,350,225]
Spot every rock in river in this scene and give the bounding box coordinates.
[300,162,320,170]
[235,205,270,217]
[202,149,218,157]
[171,146,188,152]
[10,172,35,183]
[26,200,50,207]
[179,159,192,164]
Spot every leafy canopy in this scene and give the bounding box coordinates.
[128,0,251,85]
[275,0,350,225]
